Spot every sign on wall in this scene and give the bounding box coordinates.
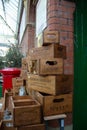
[36,0,47,37]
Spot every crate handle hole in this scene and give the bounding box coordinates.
[46,61,57,65]
[53,98,64,103]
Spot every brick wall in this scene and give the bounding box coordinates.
[47,0,75,75]
[21,24,35,56]
[46,0,75,128]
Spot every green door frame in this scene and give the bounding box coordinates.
[73,0,87,129]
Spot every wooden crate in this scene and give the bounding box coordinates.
[37,30,59,46]
[4,90,13,110]
[17,123,46,130]
[21,58,28,70]
[32,91,72,116]
[22,57,27,64]
[28,44,66,59]
[12,77,26,95]
[12,77,24,88]
[27,74,73,95]
[20,70,28,80]
[28,58,64,75]
[10,95,42,126]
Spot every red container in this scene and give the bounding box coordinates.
[0,68,21,95]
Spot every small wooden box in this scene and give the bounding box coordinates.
[37,30,59,46]
[28,58,64,75]
[10,96,42,126]
[27,74,73,95]
[28,44,66,59]
[17,123,46,130]
[21,57,28,70]
[20,70,28,80]
[12,77,25,95]
[32,91,72,116]
[12,77,24,88]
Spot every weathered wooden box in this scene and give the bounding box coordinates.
[12,77,26,95]
[17,123,46,130]
[37,30,59,46]
[10,95,42,126]
[32,91,72,116]
[27,74,73,95]
[28,58,64,75]
[28,44,66,59]
[21,57,28,70]
[12,77,24,88]
[4,90,13,110]
[20,70,28,80]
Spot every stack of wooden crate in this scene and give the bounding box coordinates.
[0,30,73,130]
[26,30,73,117]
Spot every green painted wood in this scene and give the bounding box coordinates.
[74,0,87,129]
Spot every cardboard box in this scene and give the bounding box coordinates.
[27,74,73,95]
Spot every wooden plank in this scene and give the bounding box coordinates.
[44,114,67,120]
[17,123,46,130]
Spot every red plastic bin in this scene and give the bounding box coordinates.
[0,68,21,95]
